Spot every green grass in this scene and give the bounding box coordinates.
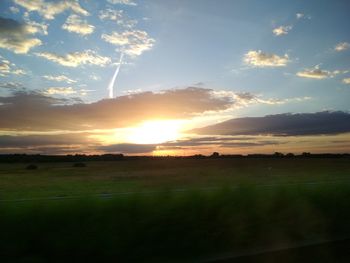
[1,184,350,262]
[0,158,350,262]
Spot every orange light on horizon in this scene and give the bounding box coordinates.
[126,120,184,144]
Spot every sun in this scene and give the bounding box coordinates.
[126,120,183,144]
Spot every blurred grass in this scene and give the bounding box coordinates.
[1,184,350,262]
[0,158,350,262]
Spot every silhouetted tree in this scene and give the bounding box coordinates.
[274,152,284,157]
[211,152,220,158]
[302,152,311,157]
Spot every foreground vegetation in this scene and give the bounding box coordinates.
[0,158,350,262]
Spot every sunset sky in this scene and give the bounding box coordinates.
[0,0,349,155]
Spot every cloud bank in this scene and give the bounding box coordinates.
[0,87,235,131]
[192,112,350,136]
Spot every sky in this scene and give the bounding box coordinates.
[0,0,349,155]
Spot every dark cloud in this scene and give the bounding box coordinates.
[192,112,350,136]
[0,17,24,33]
[0,88,233,131]
[97,143,157,154]
[0,16,42,53]
[161,137,279,148]
[95,138,278,155]
[0,133,91,148]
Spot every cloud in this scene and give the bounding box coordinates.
[13,0,89,20]
[35,50,111,67]
[343,78,350,84]
[334,42,350,52]
[97,143,156,154]
[212,91,311,109]
[97,136,281,154]
[89,74,101,81]
[102,30,155,56]
[244,50,290,67]
[192,112,350,136]
[0,16,42,54]
[99,8,137,28]
[296,13,304,19]
[43,75,77,84]
[107,0,137,6]
[0,87,235,131]
[43,87,77,95]
[24,19,48,35]
[62,14,95,35]
[0,57,26,76]
[0,82,23,89]
[99,9,123,21]
[273,25,292,36]
[9,6,20,14]
[296,65,345,79]
[161,137,278,148]
[0,133,90,148]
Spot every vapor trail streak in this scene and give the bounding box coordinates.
[108,53,124,98]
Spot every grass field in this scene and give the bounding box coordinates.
[1,158,349,200]
[1,158,350,262]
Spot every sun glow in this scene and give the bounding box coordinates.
[126,120,183,144]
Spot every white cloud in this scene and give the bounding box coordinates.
[0,16,42,54]
[0,60,12,76]
[13,0,89,20]
[62,14,95,36]
[43,75,77,84]
[102,30,155,56]
[107,0,137,6]
[43,87,76,95]
[296,13,304,19]
[296,65,345,79]
[334,42,350,52]
[244,50,290,67]
[343,78,350,84]
[273,25,292,36]
[9,6,20,14]
[99,8,137,28]
[0,57,26,76]
[296,13,311,20]
[35,50,111,67]
[90,74,101,81]
[24,19,48,35]
[99,9,124,21]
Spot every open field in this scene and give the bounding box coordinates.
[1,157,350,262]
[1,157,350,200]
